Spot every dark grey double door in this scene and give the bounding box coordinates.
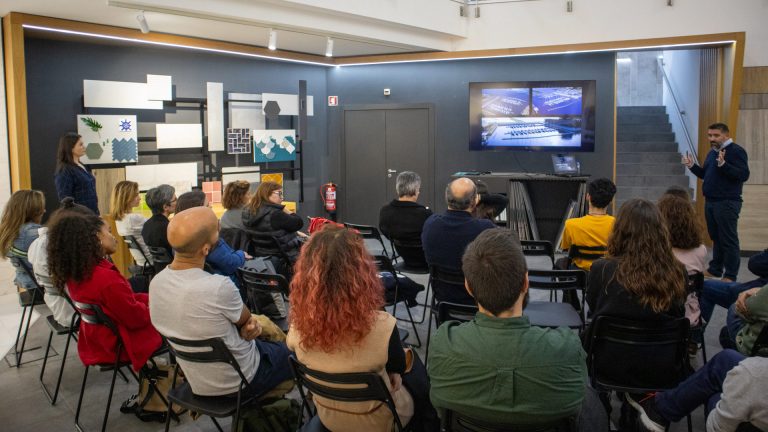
[342,105,434,227]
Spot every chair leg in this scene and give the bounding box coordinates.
[211,417,225,432]
[117,367,130,384]
[701,338,708,364]
[404,303,422,348]
[14,305,30,367]
[39,329,55,403]
[51,331,75,405]
[414,280,431,324]
[164,399,174,432]
[75,366,90,432]
[100,359,123,432]
[424,300,436,368]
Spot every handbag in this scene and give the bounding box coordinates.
[121,363,186,422]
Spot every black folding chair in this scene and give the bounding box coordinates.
[72,301,172,432]
[373,255,421,347]
[566,245,607,268]
[344,223,392,258]
[11,259,47,367]
[685,271,707,363]
[163,337,269,432]
[289,355,408,431]
[149,246,173,274]
[425,265,469,365]
[442,408,577,432]
[39,288,80,405]
[520,240,555,269]
[436,301,478,327]
[524,269,586,330]
[123,235,154,279]
[390,238,429,274]
[237,267,290,332]
[585,316,693,432]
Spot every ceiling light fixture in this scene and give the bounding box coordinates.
[325,37,334,57]
[616,57,632,63]
[268,28,277,50]
[136,10,150,34]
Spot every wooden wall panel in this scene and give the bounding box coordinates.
[739,185,768,252]
[737,109,768,185]
[3,14,30,191]
[742,67,768,93]
[93,168,132,277]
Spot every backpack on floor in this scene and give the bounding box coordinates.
[121,363,186,422]
[236,398,302,432]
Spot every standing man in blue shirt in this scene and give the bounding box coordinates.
[683,123,750,282]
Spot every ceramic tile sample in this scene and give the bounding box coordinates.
[156,123,203,149]
[77,115,138,164]
[221,166,260,186]
[260,173,284,186]
[126,162,198,192]
[227,128,252,154]
[207,82,225,151]
[261,93,314,116]
[202,181,223,204]
[146,74,172,101]
[83,79,163,110]
[253,129,297,163]
[229,93,265,131]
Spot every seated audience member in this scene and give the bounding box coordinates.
[287,225,436,431]
[472,179,509,221]
[174,191,250,281]
[560,177,617,272]
[586,199,687,388]
[422,178,495,304]
[242,181,305,271]
[110,180,152,266]
[27,198,91,327]
[0,190,46,292]
[150,207,293,397]
[379,171,433,267]
[141,184,176,258]
[699,249,768,327]
[429,229,589,427]
[664,185,692,201]
[627,349,768,432]
[47,212,162,371]
[657,194,708,275]
[725,285,768,356]
[220,180,251,231]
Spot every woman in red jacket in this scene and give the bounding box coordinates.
[47,212,161,371]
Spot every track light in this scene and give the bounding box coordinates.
[136,11,149,34]
[268,28,277,50]
[325,37,334,57]
[566,1,573,12]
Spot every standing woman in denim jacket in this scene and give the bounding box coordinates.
[0,190,46,291]
[54,132,99,214]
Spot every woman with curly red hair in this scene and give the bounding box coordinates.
[287,225,435,431]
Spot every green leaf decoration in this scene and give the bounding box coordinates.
[80,117,103,133]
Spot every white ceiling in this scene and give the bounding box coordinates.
[1,0,454,57]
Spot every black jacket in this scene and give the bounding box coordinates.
[242,204,303,262]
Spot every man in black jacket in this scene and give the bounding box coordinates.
[379,171,432,268]
[683,123,749,282]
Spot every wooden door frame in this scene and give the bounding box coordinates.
[339,103,436,223]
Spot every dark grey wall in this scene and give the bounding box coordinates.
[24,37,329,218]
[326,53,616,212]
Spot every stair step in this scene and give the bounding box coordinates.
[616,152,682,164]
[616,163,684,176]
[616,132,675,142]
[615,186,678,201]
[617,142,679,152]
[616,175,689,187]
[617,123,672,133]
[617,113,670,125]
[617,106,667,114]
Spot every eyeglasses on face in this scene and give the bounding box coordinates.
[272,191,284,197]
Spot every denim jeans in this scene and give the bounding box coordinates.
[248,340,294,397]
[699,280,753,325]
[704,200,742,280]
[655,349,745,421]
[726,304,745,345]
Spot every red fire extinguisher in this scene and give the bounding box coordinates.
[321,183,337,219]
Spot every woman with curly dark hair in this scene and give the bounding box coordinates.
[286,225,435,431]
[658,194,707,274]
[47,212,162,371]
[585,198,687,387]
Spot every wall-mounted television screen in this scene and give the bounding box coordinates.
[469,80,596,152]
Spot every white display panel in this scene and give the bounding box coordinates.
[207,82,225,151]
[77,115,138,164]
[83,80,164,110]
[126,162,198,193]
[221,165,260,186]
[156,123,203,149]
[229,93,266,131]
[146,75,172,101]
[262,93,314,116]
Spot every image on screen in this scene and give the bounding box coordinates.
[481,88,530,117]
[481,117,582,148]
[532,87,583,116]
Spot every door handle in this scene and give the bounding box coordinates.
[387,169,397,173]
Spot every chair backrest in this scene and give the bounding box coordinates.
[165,336,251,390]
[72,300,120,338]
[520,240,555,268]
[752,323,768,357]
[442,409,576,432]
[567,245,607,261]
[123,235,152,264]
[586,315,691,393]
[15,258,45,292]
[430,265,466,287]
[436,302,478,327]
[685,271,704,295]
[238,267,290,297]
[289,355,404,431]
[527,269,586,293]
[344,223,390,256]
[148,246,172,272]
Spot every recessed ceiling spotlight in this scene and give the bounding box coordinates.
[136,11,149,34]
[268,28,277,50]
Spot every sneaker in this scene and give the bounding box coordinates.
[625,393,669,432]
[703,270,720,279]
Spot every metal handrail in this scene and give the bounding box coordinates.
[658,57,698,160]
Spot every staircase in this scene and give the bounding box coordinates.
[615,106,690,209]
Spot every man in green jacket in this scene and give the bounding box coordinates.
[427,228,590,427]
[727,285,768,356]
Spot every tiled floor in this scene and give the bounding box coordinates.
[0,251,753,431]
